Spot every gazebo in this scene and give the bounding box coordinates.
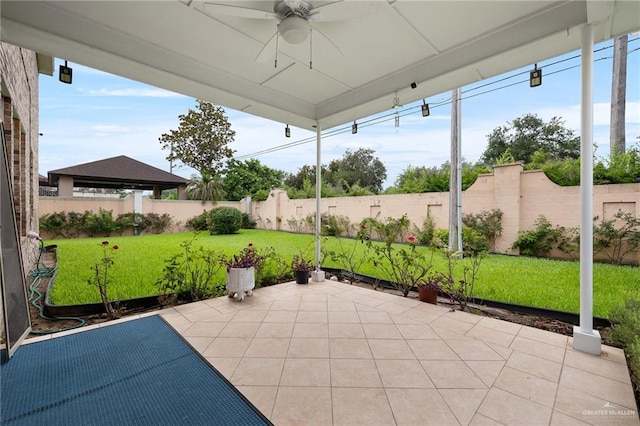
[47,155,188,200]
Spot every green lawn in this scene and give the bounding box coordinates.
[44,230,640,318]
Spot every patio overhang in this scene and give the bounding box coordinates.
[1,1,638,131]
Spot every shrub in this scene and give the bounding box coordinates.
[594,210,640,265]
[241,213,257,229]
[209,207,242,234]
[145,213,172,234]
[186,210,210,231]
[155,237,226,304]
[462,209,503,251]
[253,189,269,202]
[85,209,120,237]
[321,213,350,237]
[413,214,435,246]
[116,213,148,235]
[40,212,69,238]
[606,300,640,385]
[430,227,488,257]
[511,216,563,257]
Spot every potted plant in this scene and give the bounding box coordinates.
[291,255,314,284]
[417,274,443,305]
[225,243,266,301]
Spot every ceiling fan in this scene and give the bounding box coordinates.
[203,0,381,68]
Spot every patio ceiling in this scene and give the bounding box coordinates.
[1,1,639,132]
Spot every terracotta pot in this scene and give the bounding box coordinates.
[418,287,438,304]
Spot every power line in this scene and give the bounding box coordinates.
[234,38,639,161]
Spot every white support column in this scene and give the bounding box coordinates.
[133,190,143,214]
[573,23,601,355]
[313,122,325,281]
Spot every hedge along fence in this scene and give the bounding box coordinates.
[39,209,173,239]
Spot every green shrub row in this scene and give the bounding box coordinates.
[40,209,172,238]
[512,211,640,265]
[185,207,255,235]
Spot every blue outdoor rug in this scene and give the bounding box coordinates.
[0,315,272,426]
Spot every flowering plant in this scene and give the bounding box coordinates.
[291,255,314,272]
[225,243,267,271]
[362,215,434,297]
[88,240,119,319]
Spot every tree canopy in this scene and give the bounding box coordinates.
[284,148,387,195]
[388,162,490,194]
[480,114,580,166]
[159,100,235,176]
[186,172,225,203]
[326,148,387,193]
[221,159,286,201]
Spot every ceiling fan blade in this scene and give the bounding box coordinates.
[203,2,278,20]
[255,31,278,63]
[311,26,343,61]
[309,0,384,21]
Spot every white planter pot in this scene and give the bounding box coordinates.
[226,267,255,302]
[312,270,325,282]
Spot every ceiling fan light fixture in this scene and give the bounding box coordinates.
[279,16,309,44]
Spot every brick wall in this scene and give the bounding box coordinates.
[0,42,41,338]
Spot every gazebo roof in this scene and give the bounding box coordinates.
[47,155,188,191]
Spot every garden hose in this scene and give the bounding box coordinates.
[28,245,86,334]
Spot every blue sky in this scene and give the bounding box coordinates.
[38,37,639,188]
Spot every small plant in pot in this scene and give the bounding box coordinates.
[291,255,314,284]
[417,274,444,305]
[225,243,267,301]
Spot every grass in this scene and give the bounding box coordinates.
[44,230,640,318]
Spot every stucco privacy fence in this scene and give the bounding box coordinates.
[39,163,640,264]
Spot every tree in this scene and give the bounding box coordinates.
[389,162,489,193]
[186,172,225,203]
[326,148,387,193]
[480,114,580,166]
[610,34,628,155]
[284,165,324,189]
[221,159,286,201]
[159,100,235,176]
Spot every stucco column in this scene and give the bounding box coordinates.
[492,163,523,254]
[57,175,74,197]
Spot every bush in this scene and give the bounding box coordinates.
[606,300,640,386]
[594,210,640,265]
[155,237,226,304]
[462,209,503,251]
[209,207,242,234]
[84,209,120,237]
[116,213,148,235]
[253,189,269,201]
[145,213,173,234]
[321,213,350,237]
[511,216,563,257]
[414,215,435,246]
[186,210,210,231]
[241,213,257,229]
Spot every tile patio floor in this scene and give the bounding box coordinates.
[25,279,639,425]
[157,279,639,426]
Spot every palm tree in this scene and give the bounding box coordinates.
[186,172,225,203]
